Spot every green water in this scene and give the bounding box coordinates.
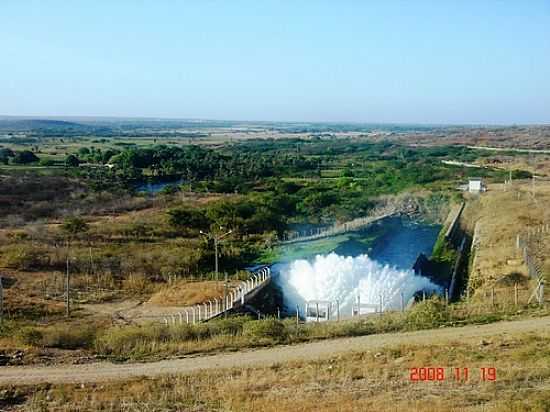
[259,216,441,271]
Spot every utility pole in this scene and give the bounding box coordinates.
[214,237,219,278]
[0,274,4,324]
[200,227,233,318]
[66,239,70,318]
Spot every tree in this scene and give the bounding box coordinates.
[39,158,56,166]
[101,149,118,164]
[13,150,39,164]
[61,216,89,238]
[65,154,80,167]
[0,148,14,165]
[167,207,209,230]
[78,147,90,157]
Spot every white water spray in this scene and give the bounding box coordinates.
[274,253,441,314]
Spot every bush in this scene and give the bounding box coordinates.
[0,245,47,270]
[242,318,288,342]
[38,158,56,167]
[122,274,153,295]
[17,327,44,346]
[406,298,449,330]
[328,320,377,337]
[17,324,96,349]
[41,325,97,349]
[12,150,39,164]
[206,316,249,337]
[95,324,170,357]
[167,207,209,230]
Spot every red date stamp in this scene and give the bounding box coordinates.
[409,367,497,382]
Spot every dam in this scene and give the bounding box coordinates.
[270,216,443,316]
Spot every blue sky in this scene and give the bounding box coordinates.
[2,1,550,124]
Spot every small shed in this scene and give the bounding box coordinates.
[468,178,486,193]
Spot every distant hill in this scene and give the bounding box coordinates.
[0,118,93,131]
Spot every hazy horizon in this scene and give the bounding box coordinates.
[2,113,548,128]
[2,1,550,124]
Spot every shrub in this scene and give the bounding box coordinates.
[17,327,44,346]
[406,298,449,330]
[206,316,249,337]
[329,319,377,337]
[242,318,288,342]
[122,274,153,295]
[95,324,170,357]
[60,216,89,237]
[65,154,80,167]
[12,150,39,164]
[167,207,209,230]
[0,245,47,270]
[41,325,97,349]
[167,324,199,341]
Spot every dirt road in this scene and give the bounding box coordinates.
[2,316,549,386]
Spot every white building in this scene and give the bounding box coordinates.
[468,178,486,193]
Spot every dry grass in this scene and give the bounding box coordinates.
[9,331,550,411]
[147,280,225,307]
[60,300,550,362]
[465,179,550,297]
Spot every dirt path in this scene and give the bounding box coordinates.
[2,316,549,385]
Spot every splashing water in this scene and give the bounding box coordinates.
[274,252,441,314]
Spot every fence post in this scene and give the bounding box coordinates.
[400,292,404,312]
[296,304,299,326]
[0,275,3,324]
[514,283,519,307]
[178,312,183,325]
[277,306,280,319]
[316,303,320,322]
[379,294,383,314]
[336,299,340,321]
[445,289,449,305]
[186,311,190,324]
[65,246,71,318]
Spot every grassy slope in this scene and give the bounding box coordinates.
[5,329,550,411]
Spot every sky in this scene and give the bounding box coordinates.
[1,1,550,124]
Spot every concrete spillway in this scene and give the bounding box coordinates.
[273,252,441,315]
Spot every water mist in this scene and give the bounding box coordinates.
[273,252,441,315]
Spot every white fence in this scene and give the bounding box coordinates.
[162,266,271,325]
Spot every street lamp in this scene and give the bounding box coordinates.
[200,227,233,317]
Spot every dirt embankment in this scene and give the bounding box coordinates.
[1,316,548,385]
[464,180,550,296]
